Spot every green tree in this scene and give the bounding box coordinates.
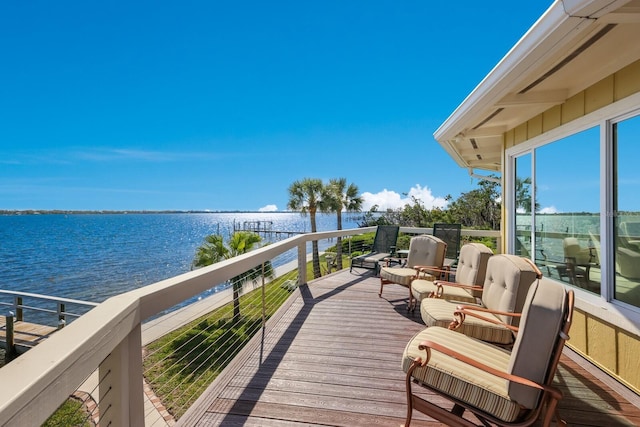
[515,176,539,213]
[447,178,501,229]
[287,178,327,279]
[192,231,274,319]
[326,178,363,270]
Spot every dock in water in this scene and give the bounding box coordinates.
[0,289,99,355]
[0,317,58,353]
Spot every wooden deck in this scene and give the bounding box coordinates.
[0,318,58,353]
[178,269,640,426]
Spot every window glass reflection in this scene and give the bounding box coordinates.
[614,115,640,308]
[514,154,532,258]
[533,127,601,294]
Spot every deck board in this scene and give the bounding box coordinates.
[179,269,640,427]
[0,318,58,351]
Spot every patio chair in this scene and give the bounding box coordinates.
[433,223,462,268]
[349,225,399,275]
[410,243,493,309]
[379,234,446,305]
[402,279,574,427]
[420,254,542,345]
[562,237,592,287]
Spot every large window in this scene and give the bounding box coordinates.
[613,114,640,307]
[508,114,640,308]
[514,128,601,293]
[534,127,601,295]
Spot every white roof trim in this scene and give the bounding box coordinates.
[433,0,625,144]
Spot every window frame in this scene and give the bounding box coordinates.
[505,91,640,332]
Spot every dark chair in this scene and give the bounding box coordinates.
[433,223,462,268]
[350,225,399,275]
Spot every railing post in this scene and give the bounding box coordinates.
[297,243,307,286]
[57,303,66,324]
[98,324,144,426]
[4,314,16,362]
[14,297,23,321]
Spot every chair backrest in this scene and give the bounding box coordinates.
[406,235,446,269]
[454,243,493,297]
[618,220,640,249]
[371,225,399,253]
[481,254,541,326]
[433,223,462,261]
[507,279,573,409]
[563,237,591,265]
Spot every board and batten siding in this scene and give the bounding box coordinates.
[502,58,640,394]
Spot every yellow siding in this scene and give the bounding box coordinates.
[514,123,527,144]
[527,114,543,139]
[562,92,585,124]
[615,60,640,100]
[506,60,640,395]
[585,76,614,114]
[542,105,562,133]
[568,308,587,351]
[618,329,640,392]
[586,315,618,373]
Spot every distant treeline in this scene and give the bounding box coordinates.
[0,210,293,216]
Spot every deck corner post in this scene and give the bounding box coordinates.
[297,243,307,286]
[98,323,144,426]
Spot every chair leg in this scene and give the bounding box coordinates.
[403,361,418,427]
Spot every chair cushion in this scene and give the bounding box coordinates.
[402,326,523,422]
[406,235,446,269]
[481,255,539,327]
[411,279,476,304]
[508,280,567,408]
[455,243,493,297]
[380,267,434,287]
[420,298,515,344]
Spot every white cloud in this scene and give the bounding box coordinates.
[258,204,278,212]
[361,184,448,211]
[539,206,559,214]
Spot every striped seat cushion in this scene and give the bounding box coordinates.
[411,279,477,304]
[402,326,524,422]
[380,267,435,287]
[420,298,515,345]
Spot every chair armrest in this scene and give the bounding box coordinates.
[431,280,482,298]
[413,265,447,278]
[449,305,521,332]
[412,339,563,401]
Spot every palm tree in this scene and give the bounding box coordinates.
[192,231,274,320]
[327,178,363,270]
[287,178,327,279]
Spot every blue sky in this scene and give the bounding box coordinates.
[0,1,552,212]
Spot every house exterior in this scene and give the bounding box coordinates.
[434,0,640,394]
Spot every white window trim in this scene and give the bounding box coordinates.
[505,91,640,335]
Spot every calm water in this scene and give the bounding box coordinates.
[0,212,361,322]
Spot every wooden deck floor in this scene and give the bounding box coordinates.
[0,318,58,352]
[178,269,640,427]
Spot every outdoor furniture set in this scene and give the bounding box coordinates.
[354,225,575,427]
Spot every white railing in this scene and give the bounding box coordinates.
[0,226,500,426]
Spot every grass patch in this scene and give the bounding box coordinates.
[42,397,92,427]
[143,270,298,418]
